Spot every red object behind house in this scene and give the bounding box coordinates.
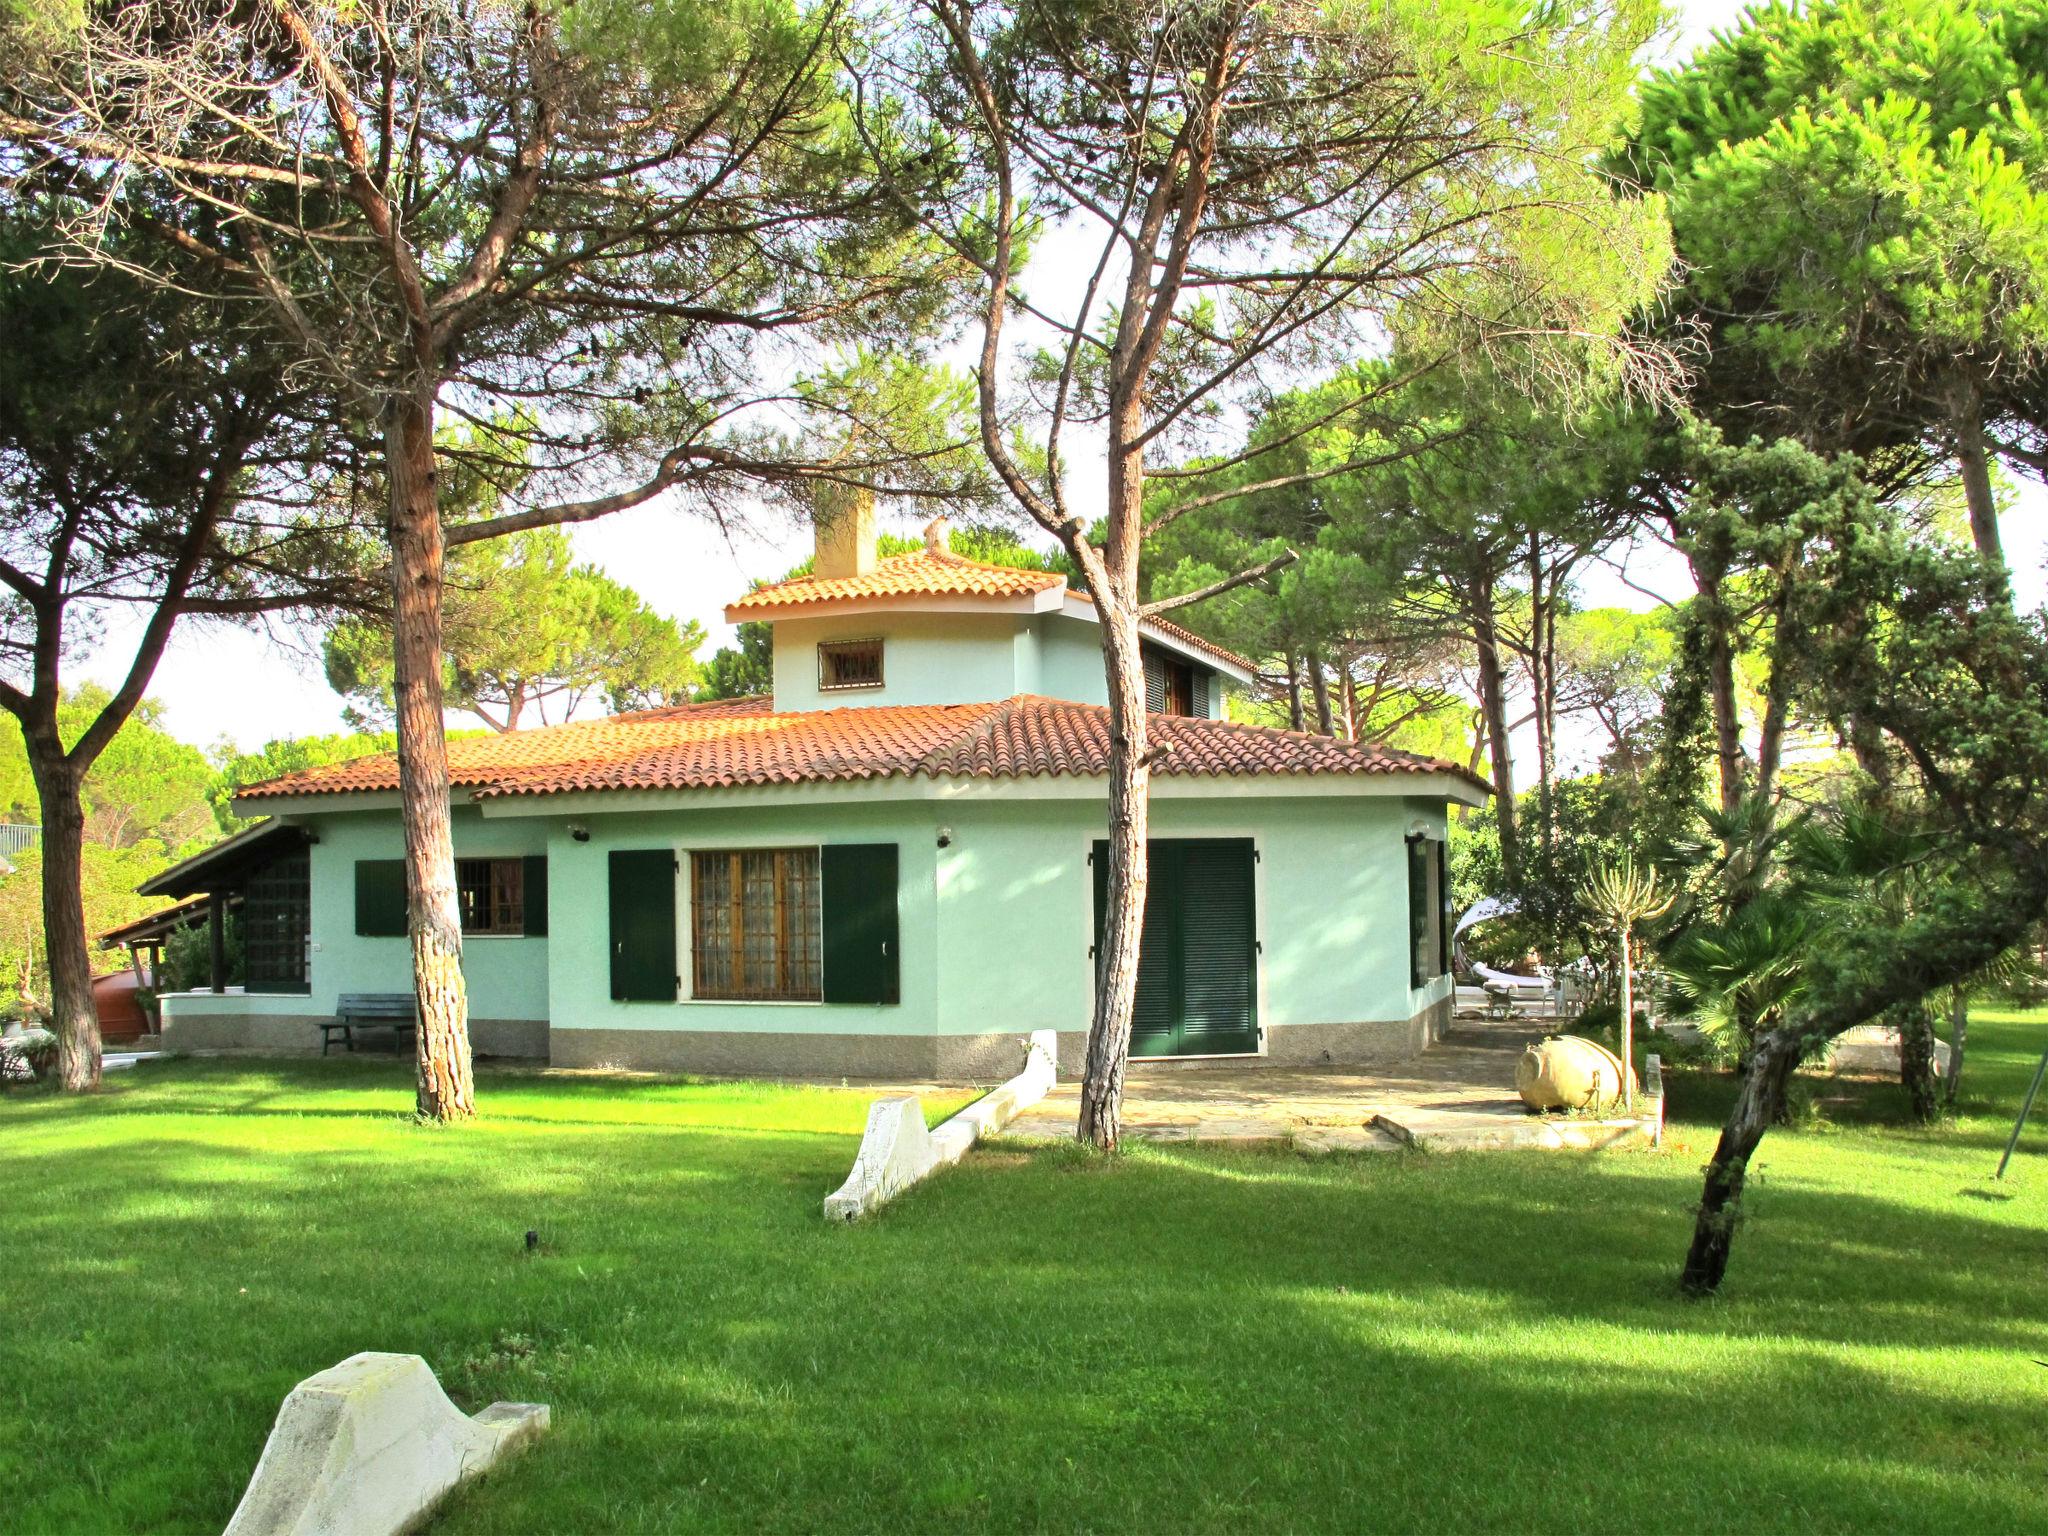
[92,969,150,1043]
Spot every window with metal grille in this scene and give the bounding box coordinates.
[690,848,822,1001]
[244,847,311,994]
[456,858,525,935]
[817,638,884,690]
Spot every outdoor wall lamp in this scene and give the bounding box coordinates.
[568,823,591,843]
[936,826,954,849]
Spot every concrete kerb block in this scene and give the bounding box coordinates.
[224,1352,547,1536]
[824,1029,1057,1220]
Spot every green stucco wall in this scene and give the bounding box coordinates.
[165,783,1453,1069]
[933,794,1451,1039]
[160,806,551,1027]
[767,608,1229,719]
[543,799,941,1038]
[771,612,1033,711]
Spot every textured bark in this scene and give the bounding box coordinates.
[1952,387,2003,565]
[1285,652,1304,731]
[1704,619,1744,818]
[32,758,99,1092]
[1943,987,1969,1111]
[1471,594,1519,885]
[1526,536,1555,847]
[1306,647,1334,735]
[1680,1028,1803,1295]
[1893,1000,1940,1123]
[1076,598,1151,1152]
[385,390,474,1122]
[1076,382,1156,1152]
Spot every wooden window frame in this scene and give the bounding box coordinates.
[817,637,885,692]
[456,856,525,937]
[688,847,823,1002]
[1141,644,1203,718]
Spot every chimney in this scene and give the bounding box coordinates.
[812,483,876,579]
[923,515,950,556]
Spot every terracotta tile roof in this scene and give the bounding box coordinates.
[237,695,1487,802]
[1131,608,1254,675]
[723,546,1256,673]
[727,549,1064,613]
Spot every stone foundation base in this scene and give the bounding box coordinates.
[549,1027,1053,1083]
[551,1001,1451,1083]
[155,1001,1452,1082]
[159,1010,547,1061]
[1263,995,1453,1068]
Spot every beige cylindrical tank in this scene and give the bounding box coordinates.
[1516,1034,1630,1112]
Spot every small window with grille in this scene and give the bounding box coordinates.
[456,857,525,936]
[817,638,884,691]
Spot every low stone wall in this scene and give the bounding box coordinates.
[160,1010,325,1054]
[160,1007,547,1061]
[823,1029,1058,1220]
[225,1352,545,1536]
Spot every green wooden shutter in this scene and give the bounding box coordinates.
[608,850,676,1002]
[354,859,407,937]
[821,844,899,1004]
[522,854,549,937]
[1406,837,1428,987]
[1092,840,1185,1057]
[1434,839,1452,978]
[1179,840,1257,1053]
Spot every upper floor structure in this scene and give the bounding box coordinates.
[726,511,1254,719]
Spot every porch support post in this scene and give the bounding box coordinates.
[209,895,226,994]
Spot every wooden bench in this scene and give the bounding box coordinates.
[320,994,418,1057]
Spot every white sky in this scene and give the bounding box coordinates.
[76,0,2048,780]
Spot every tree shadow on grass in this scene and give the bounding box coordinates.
[9,1062,2048,1534]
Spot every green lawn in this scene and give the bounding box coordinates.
[3,1015,2046,1535]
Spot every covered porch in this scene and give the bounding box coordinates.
[135,818,312,996]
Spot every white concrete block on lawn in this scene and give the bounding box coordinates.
[824,1028,1056,1220]
[1826,1022,1952,1077]
[224,1352,547,1536]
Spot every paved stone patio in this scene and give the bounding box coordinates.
[1003,1014,1663,1151]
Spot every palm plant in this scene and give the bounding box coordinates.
[1661,892,1815,1063]
[1579,858,1674,1108]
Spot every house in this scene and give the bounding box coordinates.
[153,512,1487,1079]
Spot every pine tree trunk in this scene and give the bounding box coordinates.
[32,755,100,1092]
[1943,986,1968,1111]
[1952,386,2003,566]
[1471,593,1519,886]
[1306,647,1334,735]
[384,389,474,1122]
[1684,544,1746,818]
[1077,600,1151,1152]
[1527,538,1555,855]
[1893,1000,1939,1123]
[1680,1027,1802,1295]
[1285,652,1304,731]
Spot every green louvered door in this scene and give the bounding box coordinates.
[1093,838,1258,1057]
